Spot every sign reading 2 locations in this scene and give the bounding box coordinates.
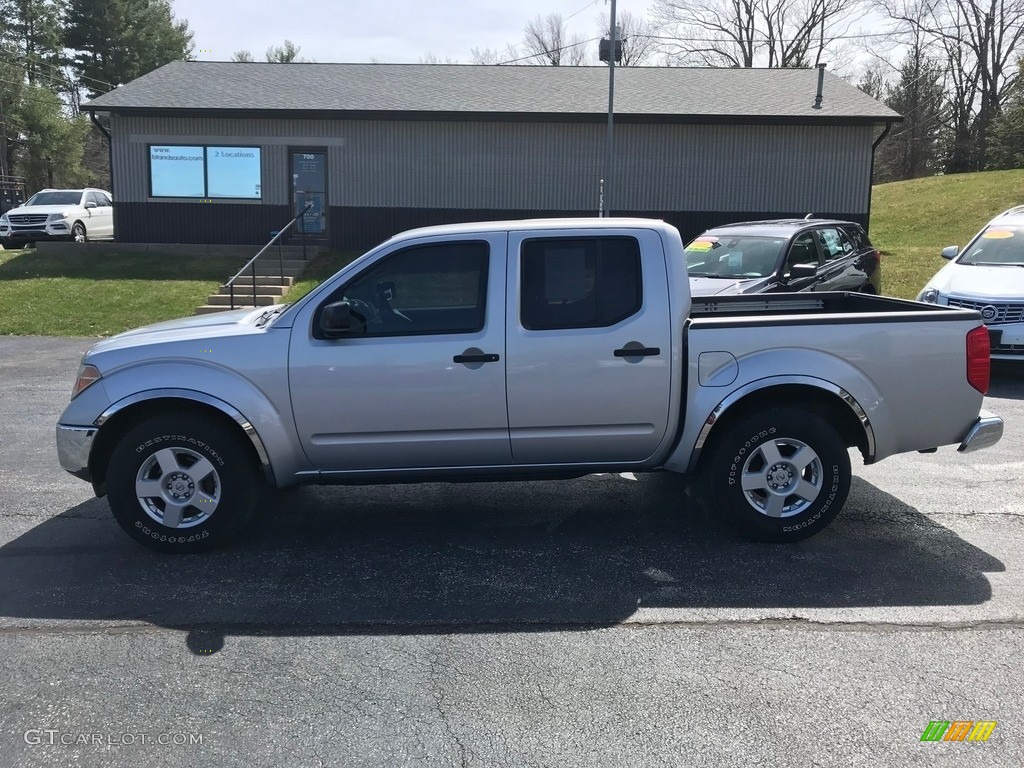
[150,145,262,199]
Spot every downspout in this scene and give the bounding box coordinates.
[89,110,116,241]
[868,120,892,233]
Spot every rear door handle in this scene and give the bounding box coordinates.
[454,352,500,364]
[614,346,660,358]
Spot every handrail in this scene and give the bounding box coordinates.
[227,202,313,310]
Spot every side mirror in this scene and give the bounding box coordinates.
[84,201,97,210]
[319,301,353,338]
[788,263,817,280]
[941,245,958,260]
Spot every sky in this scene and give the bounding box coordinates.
[176,0,656,65]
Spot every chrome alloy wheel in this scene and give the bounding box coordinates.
[739,437,823,519]
[135,447,221,529]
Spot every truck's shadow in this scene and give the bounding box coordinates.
[989,362,1024,400]
[0,474,1002,654]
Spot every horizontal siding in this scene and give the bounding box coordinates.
[112,115,872,215]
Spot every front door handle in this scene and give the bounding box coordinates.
[454,351,500,364]
[614,345,660,358]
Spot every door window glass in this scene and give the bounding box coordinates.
[331,241,489,336]
[520,237,642,330]
[818,227,854,262]
[786,233,820,270]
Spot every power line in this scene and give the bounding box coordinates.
[496,35,603,65]
[0,52,114,92]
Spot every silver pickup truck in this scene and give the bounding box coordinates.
[57,218,1003,552]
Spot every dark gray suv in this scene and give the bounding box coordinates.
[684,219,882,297]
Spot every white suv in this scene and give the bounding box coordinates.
[918,205,1024,360]
[0,188,114,249]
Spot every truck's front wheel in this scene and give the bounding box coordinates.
[106,413,260,553]
[705,407,851,542]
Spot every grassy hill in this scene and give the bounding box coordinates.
[870,168,1024,298]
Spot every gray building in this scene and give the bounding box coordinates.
[84,62,899,250]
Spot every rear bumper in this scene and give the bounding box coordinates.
[958,410,1004,453]
[56,423,97,480]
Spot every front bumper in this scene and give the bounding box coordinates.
[56,424,97,480]
[958,410,1004,453]
[1,224,73,242]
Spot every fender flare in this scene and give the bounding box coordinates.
[96,388,271,467]
[688,375,876,470]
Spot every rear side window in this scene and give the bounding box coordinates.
[520,236,642,330]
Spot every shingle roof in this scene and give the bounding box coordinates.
[84,61,899,122]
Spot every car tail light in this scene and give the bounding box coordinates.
[966,326,990,394]
[872,249,881,264]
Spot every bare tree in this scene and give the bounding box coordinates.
[265,40,304,63]
[879,0,1024,171]
[231,50,254,62]
[522,13,589,65]
[419,51,459,64]
[597,10,659,65]
[651,0,863,67]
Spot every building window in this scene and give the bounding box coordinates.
[520,236,642,330]
[149,145,262,199]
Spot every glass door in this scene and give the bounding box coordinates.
[290,150,327,238]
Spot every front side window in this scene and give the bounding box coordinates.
[520,237,642,330]
[786,233,821,270]
[149,145,262,199]
[959,225,1024,266]
[331,241,489,337]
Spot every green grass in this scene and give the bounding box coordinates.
[287,250,361,302]
[870,168,1024,298]
[0,249,246,336]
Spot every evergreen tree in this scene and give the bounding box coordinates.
[64,0,194,97]
[0,0,66,87]
[883,47,946,180]
[12,85,89,189]
[987,59,1024,170]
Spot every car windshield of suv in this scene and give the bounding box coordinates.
[959,225,1024,266]
[684,235,786,278]
[24,191,83,206]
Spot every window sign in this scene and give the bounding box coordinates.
[207,147,261,199]
[149,145,262,199]
[150,146,205,197]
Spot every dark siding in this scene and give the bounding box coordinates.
[115,202,291,245]
[328,207,868,251]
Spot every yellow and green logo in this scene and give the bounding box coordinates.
[920,721,997,742]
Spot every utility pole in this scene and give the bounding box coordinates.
[603,0,618,217]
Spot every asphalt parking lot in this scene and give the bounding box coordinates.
[1,336,1022,767]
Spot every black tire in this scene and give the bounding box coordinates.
[0,238,14,250]
[704,407,851,542]
[106,413,261,553]
[71,222,87,243]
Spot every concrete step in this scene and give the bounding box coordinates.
[207,294,281,307]
[219,284,289,296]
[195,305,253,315]
[227,275,295,287]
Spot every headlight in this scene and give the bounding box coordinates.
[71,364,102,398]
[48,212,70,222]
[0,215,8,225]
[918,288,940,303]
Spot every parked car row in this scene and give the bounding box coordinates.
[0,188,114,249]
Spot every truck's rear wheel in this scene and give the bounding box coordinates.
[705,407,851,542]
[106,413,260,553]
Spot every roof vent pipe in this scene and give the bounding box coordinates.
[812,63,826,109]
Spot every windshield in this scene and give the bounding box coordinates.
[684,235,786,278]
[959,225,1024,266]
[24,191,83,206]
